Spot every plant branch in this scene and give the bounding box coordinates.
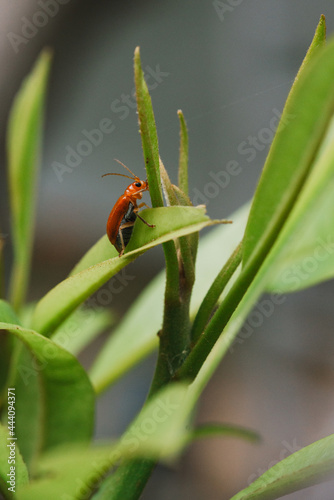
[190,240,243,345]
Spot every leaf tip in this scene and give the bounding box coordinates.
[42,46,54,60]
[134,46,141,60]
[316,13,326,39]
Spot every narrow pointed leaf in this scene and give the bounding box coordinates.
[178,33,334,382]
[243,18,328,266]
[266,116,334,292]
[31,206,220,336]
[172,121,334,465]
[0,423,28,498]
[190,241,242,344]
[134,47,163,208]
[177,110,189,196]
[124,382,190,460]
[159,157,198,287]
[51,306,114,356]
[0,237,5,300]
[1,323,94,469]
[0,300,21,325]
[190,423,260,443]
[16,444,120,500]
[230,434,334,500]
[296,14,326,76]
[69,234,114,276]
[0,300,21,394]
[8,50,52,311]
[89,270,164,392]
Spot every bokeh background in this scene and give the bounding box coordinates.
[1,1,334,498]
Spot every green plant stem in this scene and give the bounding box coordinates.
[176,226,279,381]
[149,238,192,391]
[94,459,156,500]
[106,237,194,500]
[191,241,243,345]
[107,50,194,500]
[159,159,197,305]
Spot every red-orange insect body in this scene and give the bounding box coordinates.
[103,160,154,256]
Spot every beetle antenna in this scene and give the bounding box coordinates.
[114,159,138,179]
[102,173,135,180]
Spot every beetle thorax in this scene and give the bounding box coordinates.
[125,179,148,200]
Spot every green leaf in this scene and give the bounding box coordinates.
[51,306,114,356]
[14,416,257,500]
[0,300,21,397]
[242,17,328,266]
[159,158,199,290]
[69,234,115,276]
[178,32,334,382]
[265,115,334,292]
[18,386,240,500]
[230,434,334,500]
[190,423,260,444]
[125,382,190,460]
[190,241,242,344]
[134,47,163,208]
[173,125,334,457]
[31,206,220,336]
[159,157,179,206]
[93,383,259,473]
[177,110,189,196]
[0,423,28,499]
[90,203,249,393]
[296,14,326,77]
[16,444,120,500]
[1,323,94,469]
[80,384,195,500]
[89,270,164,392]
[0,237,5,300]
[8,49,52,311]
[17,385,217,500]
[0,300,21,325]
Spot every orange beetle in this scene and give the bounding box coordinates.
[102,160,155,256]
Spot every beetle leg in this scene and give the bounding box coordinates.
[118,221,135,257]
[136,213,155,228]
[137,202,150,209]
[134,207,155,228]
